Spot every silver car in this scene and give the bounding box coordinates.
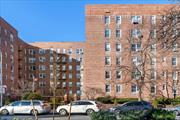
[0,100,51,115]
[164,106,180,116]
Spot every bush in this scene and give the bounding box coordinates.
[96,96,113,104]
[90,109,175,120]
[22,92,42,100]
[153,97,180,108]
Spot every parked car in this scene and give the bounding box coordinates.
[56,100,100,116]
[163,106,180,116]
[0,100,51,115]
[109,101,153,113]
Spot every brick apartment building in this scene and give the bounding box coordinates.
[0,4,179,103]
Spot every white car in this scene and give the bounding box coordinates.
[0,100,51,115]
[56,100,100,116]
[163,106,180,116]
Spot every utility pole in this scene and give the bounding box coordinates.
[0,51,3,107]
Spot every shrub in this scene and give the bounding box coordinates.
[22,92,42,100]
[150,109,176,120]
[96,96,113,104]
[153,97,180,108]
[91,111,116,120]
[113,98,138,104]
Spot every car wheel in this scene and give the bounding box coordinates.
[1,109,9,115]
[174,110,179,116]
[31,109,38,115]
[59,109,67,116]
[86,109,95,116]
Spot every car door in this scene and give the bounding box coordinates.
[20,101,31,114]
[70,101,81,113]
[11,101,22,114]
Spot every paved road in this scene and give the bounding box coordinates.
[0,114,91,120]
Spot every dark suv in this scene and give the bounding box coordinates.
[109,101,153,113]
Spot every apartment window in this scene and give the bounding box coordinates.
[39,73,46,78]
[116,43,121,52]
[62,73,66,79]
[76,65,80,71]
[76,82,81,87]
[10,55,14,63]
[105,43,110,51]
[76,73,81,79]
[132,56,141,66]
[68,49,73,54]
[151,44,156,52]
[62,49,66,54]
[116,29,121,38]
[150,15,156,25]
[50,57,53,63]
[62,65,66,71]
[172,43,178,52]
[131,43,141,52]
[116,84,122,93]
[151,85,156,94]
[116,57,121,65]
[39,57,46,62]
[29,58,36,63]
[56,49,60,53]
[151,57,156,66]
[29,49,35,55]
[131,29,142,38]
[69,65,72,70]
[162,57,166,63]
[172,57,177,66]
[49,48,54,54]
[11,66,14,73]
[62,82,66,88]
[131,16,142,24]
[62,56,66,62]
[69,73,72,79]
[150,29,156,39]
[104,16,110,24]
[116,71,121,79]
[39,65,46,71]
[105,56,111,65]
[105,84,111,93]
[10,45,14,52]
[69,90,73,95]
[161,71,167,78]
[29,74,35,79]
[50,73,53,79]
[105,71,111,79]
[172,71,178,80]
[131,84,139,93]
[39,81,46,87]
[29,66,36,71]
[50,65,53,71]
[69,57,72,63]
[69,82,73,87]
[151,70,156,80]
[116,16,121,25]
[132,70,141,80]
[39,49,46,54]
[105,29,111,38]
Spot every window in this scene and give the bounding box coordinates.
[105,56,111,65]
[62,82,66,87]
[76,82,81,87]
[151,44,156,52]
[76,65,80,71]
[162,83,166,90]
[105,84,111,93]
[56,49,60,53]
[11,101,21,106]
[151,57,156,66]
[105,29,111,38]
[116,57,121,65]
[10,45,14,52]
[39,73,46,78]
[10,34,14,42]
[116,84,122,93]
[39,65,46,71]
[29,49,35,55]
[116,29,121,38]
[131,16,142,24]
[132,70,141,80]
[69,73,72,79]
[150,15,156,25]
[151,85,156,94]
[69,90,73,95]
[29,66,36,71]
[29,58,36,63]
[104,16,110,24]
[62,65,66,71]
[116,43,121,52]
[39,81,46,87]
[69,82,73,87]
[39,57,46,62]
[172,71,178,80]
[69,57,72,63]
[131,43,141,52]
[62,56,66,62]
[50,73,53,79]
[39,49,46,54]
[172,57,177,66]
[50,57,53,63]
[21,101,31,106]
[172,43,178,52]
[29,74,35,79]
[50,65,53,71]
[68,49,73,54]
[151,70,156,80]
[77,90,81,95]
[69,65,72,70]
[105,43,110,51]
[131,84,139,93]
[116,16,121,25]
[76,73,81,79]
[62,73,66,79]
[132,56,141,66]
[150,29,156,39]
[105,71,111,79]
[116,71,121,79]
[50,48,54,54]
[131,29,142,38]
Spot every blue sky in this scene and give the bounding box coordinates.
[0,0,175,43]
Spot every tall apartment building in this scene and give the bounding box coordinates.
[0,4,179,103]
[83,4,180,100]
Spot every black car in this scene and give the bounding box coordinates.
[109,101,153,113]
